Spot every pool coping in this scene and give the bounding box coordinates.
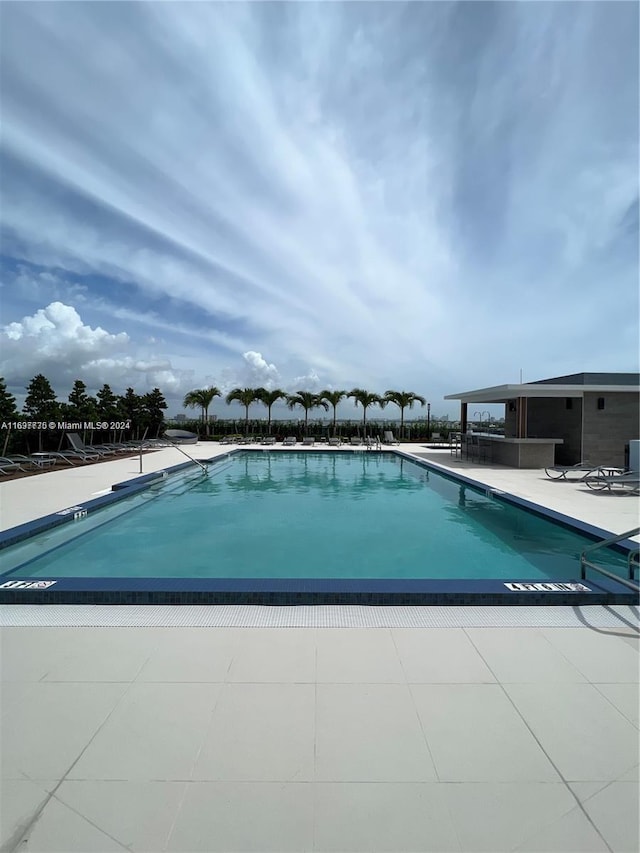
[0,449,637,605]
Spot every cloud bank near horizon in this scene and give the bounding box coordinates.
[0,2,637,415]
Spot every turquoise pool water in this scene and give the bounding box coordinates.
[0,451,627,580]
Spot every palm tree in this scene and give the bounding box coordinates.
[320,390,347,435]
[225,387,260,435]
[256,387,287,434]
[384,390,426,438]
[347,388,386,438]
[183,387,221,435]
[287,391,329,434]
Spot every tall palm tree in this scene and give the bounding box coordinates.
[225,387,260,435]
[320,390,347,435]
[384,390,426,438]
[183,387,221,435]
[256,387,287,434]
[347,388,386,437]
[286,391,328,434]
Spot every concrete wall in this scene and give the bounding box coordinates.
[526,398,583,465]
[582,392,640,468]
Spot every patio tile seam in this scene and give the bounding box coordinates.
[461,627,617,853]
[590,683,640,730]
[47,790,131,853]
[389,629,442,782]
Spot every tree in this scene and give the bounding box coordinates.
[96,384,120,422]
[384,390,426,437]
[347,388,386,437]
[23,374,59,420]
[141,388,168,436]
[0,378,17,420]
[23,373,59,451]
[183,387,221,435]
[320,390,347,435]
[119,388,143,436]
[67,379,97,421]
[256,388,287,434]
[225,387,259,435]
[286,391,328,434]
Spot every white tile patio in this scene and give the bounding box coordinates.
[0,443,638,851]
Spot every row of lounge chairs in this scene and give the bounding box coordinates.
[218,434,395,448]
[545,462,639,495]
[0,432,173,477]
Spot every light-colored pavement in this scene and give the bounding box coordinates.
[0,443,638,852]
[0,621,637,852]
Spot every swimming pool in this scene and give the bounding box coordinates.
[0,451,634,604]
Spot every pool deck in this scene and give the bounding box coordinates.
[0,443,638,852]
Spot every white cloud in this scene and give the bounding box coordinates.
[0,302,193,400]
[0,2,637,412]
[242,351,281,388]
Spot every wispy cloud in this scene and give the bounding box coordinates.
[1,2,637,413]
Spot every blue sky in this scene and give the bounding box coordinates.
[0,1,637,420]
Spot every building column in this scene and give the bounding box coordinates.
[461,403,468,434]
[516,397,528,438]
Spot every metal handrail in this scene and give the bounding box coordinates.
[580,527,640,588]
[164,438,208,474]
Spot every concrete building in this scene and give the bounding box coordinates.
[445,372,640,468]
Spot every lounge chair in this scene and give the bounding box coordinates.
[328,437,341,447]
[365,436,380,450]
[282,436,297,446]
[4,454,56,470]
[302,437,315,446]
[349,436,363,446]
[382,431,399,445]
[93,442,132,454]
[67,432,116,457]
[220,434,242,444]
[0,457,28,475]
[42,449,102,465]
[584,470,640,494]
[261,436,276,445]
[545,462,600,481]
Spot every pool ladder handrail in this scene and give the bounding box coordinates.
[164,437,208,474]
[580,527,640,594]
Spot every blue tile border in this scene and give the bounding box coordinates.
[0,575,634,605]
[0,448,637,605]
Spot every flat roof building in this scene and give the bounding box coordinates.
[445,372,640,468]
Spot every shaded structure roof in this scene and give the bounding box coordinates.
[445,373,640,404]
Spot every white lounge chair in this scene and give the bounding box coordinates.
[584,469,639,494]
[349,436,363,446]
[220,434,242,444]
[302,437,315,446]
[382,431,399,445]
[545,462,599,481]
[261,436,276,445]
[328,437,341,447]
[282,436,297,446]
